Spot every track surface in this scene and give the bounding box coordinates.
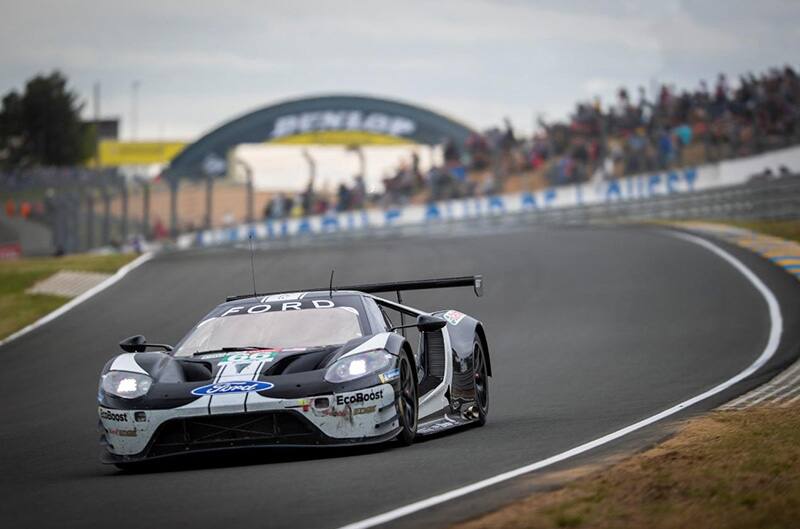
[2,225,799,529]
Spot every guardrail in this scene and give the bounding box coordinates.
[537,174,800,224]
[177,173,800,249]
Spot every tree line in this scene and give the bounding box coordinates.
[0,71,95,170]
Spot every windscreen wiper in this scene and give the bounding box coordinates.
[192,346,272,357]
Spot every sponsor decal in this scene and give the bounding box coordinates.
[336,389,384,406]
[191,380,274,396]
[270,111,416,139]
[442,310,466,325]
[218,351,278,364]
[99,408,128,422]
[353,405,377,416]
[221,298,336,317]
[316,407,350,418]
[260,292,305,302]
[379,368,400,384]
[286,398,311,412]
[108,427,137,437]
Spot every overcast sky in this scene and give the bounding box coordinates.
[1,0,798,141]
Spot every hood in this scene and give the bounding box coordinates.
[104,334,388,384]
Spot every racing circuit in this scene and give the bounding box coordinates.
[2,223,800,529]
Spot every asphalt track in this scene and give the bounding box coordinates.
[2,224,800,529]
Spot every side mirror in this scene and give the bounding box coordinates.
[119,335,147,353]
[119,335,173,353]
[416,314,447,332]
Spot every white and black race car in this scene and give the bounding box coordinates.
[97,276,491,466]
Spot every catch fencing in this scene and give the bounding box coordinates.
[2,151,799,256]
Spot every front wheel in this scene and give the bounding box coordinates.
[473,337,489,426]
[395,351,418,445]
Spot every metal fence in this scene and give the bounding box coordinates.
[520,174,800,225]
[2,165,799,256]
[0,168,153,254]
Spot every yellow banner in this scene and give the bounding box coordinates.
[97,141,187,166]
[270,131,413,146]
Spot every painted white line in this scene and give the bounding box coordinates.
[774,383,800,404]
[338,230,783,529]
[747,365,800,406]
[0,252,154,348]
[783,392,800,407]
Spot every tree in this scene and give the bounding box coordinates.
[0,71,95,169]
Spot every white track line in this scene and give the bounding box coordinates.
[774,382,800,404]
[783,392,800,406]
[0,252,154,348]
[338,231,783,529]
[747,366,800,406]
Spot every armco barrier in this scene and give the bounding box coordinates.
[177,146,800,249]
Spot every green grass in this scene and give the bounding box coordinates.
[724,220,800,244]
[0,253,136,339]
[455,405,800,529]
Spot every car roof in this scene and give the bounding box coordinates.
[217,290,365,309]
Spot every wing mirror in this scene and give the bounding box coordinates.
[416,314,447,332]
[119,335,173,353]
[390,314,447,333]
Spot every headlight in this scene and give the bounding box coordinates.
[100,371,153,399]
[324,350,394,383]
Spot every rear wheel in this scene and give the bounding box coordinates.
[473,338,489,426]
[395,351,418,445]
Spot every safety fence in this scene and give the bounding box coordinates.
[176,172,800,250]
[1,168,148,254]
[2,145,799,255]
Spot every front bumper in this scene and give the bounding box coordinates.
[99,384,399,463]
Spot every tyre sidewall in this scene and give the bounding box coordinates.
[396,350,418,445]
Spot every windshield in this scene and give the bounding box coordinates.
[173,306,363,357]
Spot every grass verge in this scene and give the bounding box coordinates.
[723,220,800,244]
[0,253,136,340]
[453,405,800,529]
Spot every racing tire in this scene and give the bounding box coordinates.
[395,350,419,446]
[473,337,489,426]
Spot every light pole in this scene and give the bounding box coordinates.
[93,82,101,167]
[235,159,255,224]
[131,80,140,140]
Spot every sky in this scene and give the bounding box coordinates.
[1,0,799,141]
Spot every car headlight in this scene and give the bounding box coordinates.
[100,371,153,399]
[324,350,394,383]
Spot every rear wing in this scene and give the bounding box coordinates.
[339,275,483,297]
[226,275,483,302]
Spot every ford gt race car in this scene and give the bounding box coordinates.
[97,276,491,467]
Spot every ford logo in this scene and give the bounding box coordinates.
[191,381,274,396]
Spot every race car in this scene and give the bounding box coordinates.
[97,275,491,466]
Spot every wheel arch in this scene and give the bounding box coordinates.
[386,331,419,383]
[400,340,419,383]
[475,323,492,377]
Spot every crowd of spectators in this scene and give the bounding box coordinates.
[467,65,800,187]
[262,173,369,220]
[14,67,797,225]
[261,141,478,219]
